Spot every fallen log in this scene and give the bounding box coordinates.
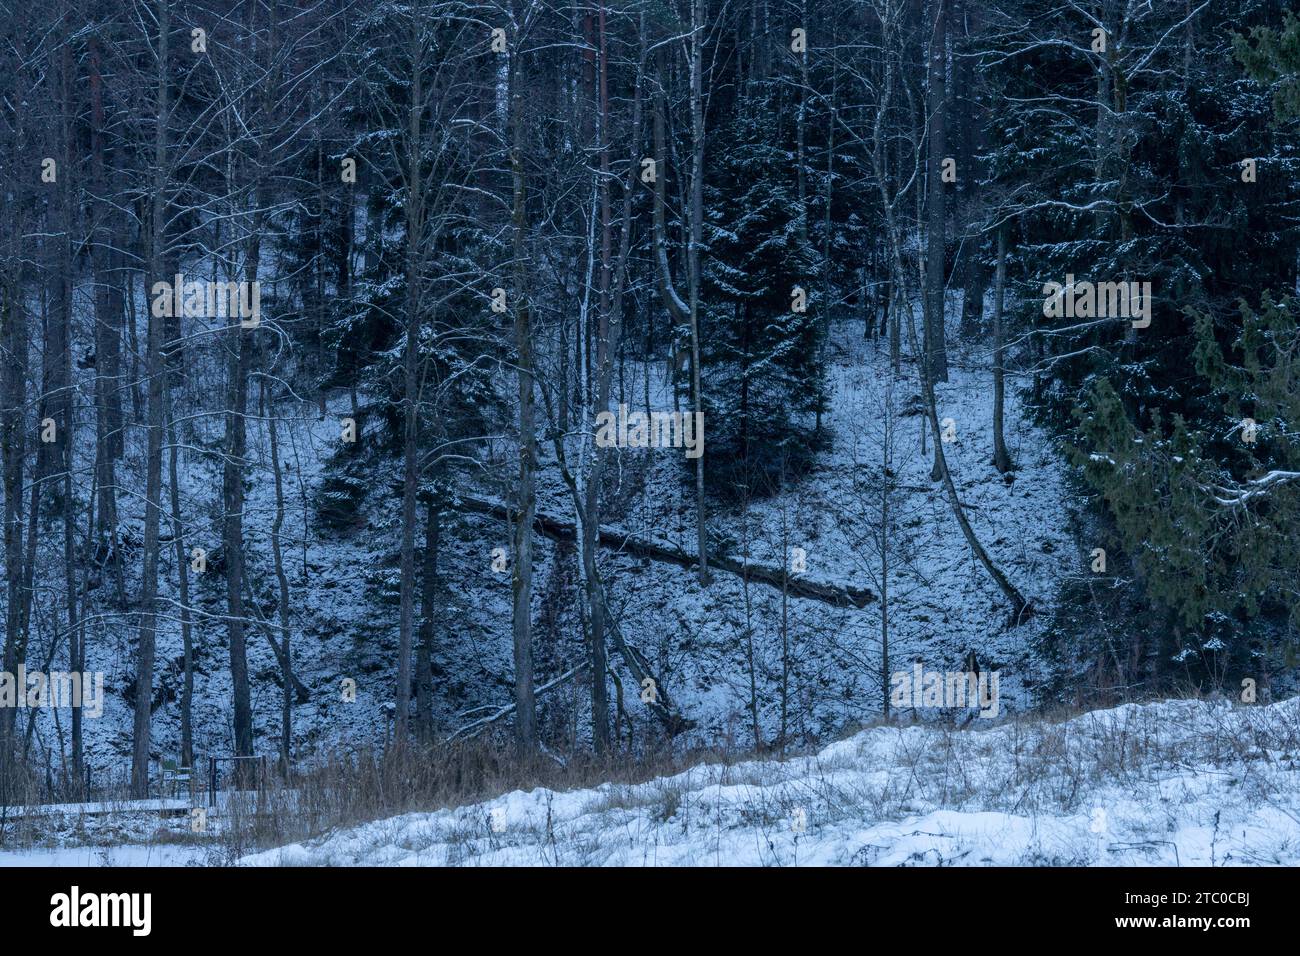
[604,619,694,736]
[453,495,874,609]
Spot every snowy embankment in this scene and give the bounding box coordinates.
[242,696,1300,866]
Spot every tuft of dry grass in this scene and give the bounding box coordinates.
[4,695,1297,863]
[211,733,747,857]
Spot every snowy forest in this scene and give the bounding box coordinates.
[1,0,1300,866]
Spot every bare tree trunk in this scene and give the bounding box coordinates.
[510,13,537,757]
[686,0,709,583]
[739,501,762,749]
[89,35,125,609]
[880,381,893,721]
[394,27,424,745]
[880,473,891,721]
[131,0,170,797]
[651,36,709,585]
[992,222,1012,473]
[0,272,28,785]
[415,499,439,743]
[925,0,949,383]
[264,380,294,771]
[72,475,93,795]
[889,278,901,372]
[584,0,613,755]
[223,293,253,768]
[779,501,790,756]
[54,32,79,793]
[954,0,988,339]
[166,411,193,768]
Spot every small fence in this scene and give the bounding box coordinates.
[1,755,283,835]
[205,755,272,808]
[154,755,275,807]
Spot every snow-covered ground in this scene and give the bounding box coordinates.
[241,696,1300,866]
[0,845,201,867]
[23,304,1079,779]
[508,309,1077,746]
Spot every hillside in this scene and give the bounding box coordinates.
[40,316,1079,778]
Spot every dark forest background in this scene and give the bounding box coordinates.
[0,0,1298,802]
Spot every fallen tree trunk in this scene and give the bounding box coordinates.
[453,495,874,609]
[599,594,693,736]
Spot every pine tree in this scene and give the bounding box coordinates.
[699,88,825,499]
[1074,296,1300,677]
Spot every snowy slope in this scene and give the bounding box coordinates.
[30,307,1080,778]
[241,695,1300,866]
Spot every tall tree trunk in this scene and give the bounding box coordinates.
[55,31,78,794]
[687,0,710,583]
[0,274,27,787]
[510,12,538,757]
[925,0,950,383]
[166,411,194,768]
[880,422,891,721]
[72,475,93,795]
[584,0,613,755]
[223,287,253,768]
[779,503,790,755]
[265,381,294,771]
[131,0,171,797]
[395,27,424,745]
[89,34,125,612]
[955,0,989,339]
[991,222,1012,473]
[415,499,440,743]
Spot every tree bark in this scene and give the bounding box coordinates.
[131,0,171,797]
[394,25,425,745]
[166,411,193,768]
[992,222,1012,473]
[264,381,294,771]
[585,0,613,755]
[509,10,538,757]
[925,0,950,383]
[686,0,710,583]
[415,499,440,743]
